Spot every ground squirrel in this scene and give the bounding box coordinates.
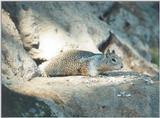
[39,50,123,77]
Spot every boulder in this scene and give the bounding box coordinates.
[1,1,159,117]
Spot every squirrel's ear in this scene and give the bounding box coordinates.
[107,49,110,53]
[112,50,115,54]
[105,50,110,57]
[105,53,108,57]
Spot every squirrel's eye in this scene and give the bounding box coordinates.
[111,58,116,63]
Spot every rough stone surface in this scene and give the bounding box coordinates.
[2,9,40,81]
[3,73,159,117]
[1,1,159,117]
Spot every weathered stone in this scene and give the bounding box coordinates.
[2,9,40,81]
[1,2,159,117]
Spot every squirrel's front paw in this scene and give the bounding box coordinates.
[41,71,48,77]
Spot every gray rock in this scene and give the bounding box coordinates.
[1,2,159,117]
[2,9,40,81]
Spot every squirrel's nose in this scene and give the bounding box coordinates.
[121,65,123,68]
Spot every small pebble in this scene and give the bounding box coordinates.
[125,93,131,97]
[117,94,121,97]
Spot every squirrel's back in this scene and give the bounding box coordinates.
[39,50,123,77]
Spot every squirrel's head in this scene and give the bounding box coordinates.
[101,49,123,71]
